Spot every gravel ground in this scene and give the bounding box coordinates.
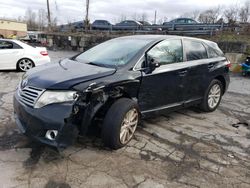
[0,51,249,188]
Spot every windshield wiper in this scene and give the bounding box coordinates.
[87,62,113,68]
[88,62,101,66]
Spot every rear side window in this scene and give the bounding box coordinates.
[204,42,224,58]
[184,40,208,61]
[207,46,220,58]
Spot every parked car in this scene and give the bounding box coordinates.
[92,20,112,30]
[138,21,153,31]
[114,20,143,30]
[0,39,50,71]
[162,18,199,31]
[163,18,198,25]
[14,35,230,150]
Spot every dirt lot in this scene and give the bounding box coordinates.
[0,51,249,188]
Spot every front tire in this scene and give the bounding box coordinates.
[200,79,223,112]
[17,58,34,72]
[101,98,139,150]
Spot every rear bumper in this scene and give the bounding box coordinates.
[13,91,79,148]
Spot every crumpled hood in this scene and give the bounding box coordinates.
[25,59,116,89]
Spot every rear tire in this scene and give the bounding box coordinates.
[101,98,139,150]
[17,58,34,72]
[200,79,223,112]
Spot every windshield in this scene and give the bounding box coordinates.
[75,38,152,67]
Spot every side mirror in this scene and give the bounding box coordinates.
[148,56,160,71]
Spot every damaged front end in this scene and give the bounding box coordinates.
[14,91,80,148]
[13,81,112,148]
[14,76,138,149]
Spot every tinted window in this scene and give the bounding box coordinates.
[187,19,196,23]
[205,45,220,58]
[128,21,137,26]
[177,19,186,23]
[0,41,13,49]
[184,40,208,61]
[147,39,183,65]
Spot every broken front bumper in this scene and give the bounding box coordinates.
[13,92,79,148]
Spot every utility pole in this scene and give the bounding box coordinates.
[85,0,90,31]
[154,10,157,24]
[46,0,51,31]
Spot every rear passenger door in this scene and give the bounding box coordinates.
[182,39,209,103]
[0,41,23,70]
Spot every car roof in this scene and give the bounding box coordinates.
[94,20,109,22]
[116,35,216,45]
[0,39,18,42]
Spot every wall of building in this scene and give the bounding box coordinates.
[0,20,27,38]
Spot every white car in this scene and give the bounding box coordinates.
[0,39,50,71]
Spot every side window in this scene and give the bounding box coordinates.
[147,39,183,65]
[184,40,208,61]
[0,41,13,49]
[177,19,185,23]
[206,45,220,58]
[12,42,23,49]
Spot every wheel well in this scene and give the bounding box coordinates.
[214,75,226,94]
[97,95,132,118]
[16,58,35,69]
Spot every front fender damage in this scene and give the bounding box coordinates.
[59,82,137,147]
[76,82,126,135]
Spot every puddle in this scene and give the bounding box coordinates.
[44,180,71,188]
[23,143,63,169]
[0,130,26,150]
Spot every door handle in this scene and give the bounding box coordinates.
[208,63,215,69]
[178,70,188,76]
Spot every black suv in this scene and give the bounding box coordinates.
[14,35,230,149]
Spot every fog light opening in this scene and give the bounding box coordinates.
[45,130,58,141]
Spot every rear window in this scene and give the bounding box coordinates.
[184,40,208,61]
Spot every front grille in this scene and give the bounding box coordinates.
[18,85,44,107]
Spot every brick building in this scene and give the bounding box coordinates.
[0,19,27,38]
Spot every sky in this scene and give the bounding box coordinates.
[0,0,246,24]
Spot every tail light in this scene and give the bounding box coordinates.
[40,51,48,56]
[225,58,231,68]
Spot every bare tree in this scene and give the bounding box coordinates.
[181,10,200,21]
[198,7,221,23]
[140,13,148,22]
[38,9,47,31]
[131,13,138,21]
[119,14,127,22]
[24,8,37,30]
[223,5,238,24]
[239,0,250,22]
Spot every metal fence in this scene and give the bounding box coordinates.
[59,23,232,36]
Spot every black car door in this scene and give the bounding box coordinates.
[138,39,186,113]
[181,39,209,103]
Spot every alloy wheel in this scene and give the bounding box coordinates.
[18,59,33,71]
[119,108,138,145]
[208,83,221,109]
